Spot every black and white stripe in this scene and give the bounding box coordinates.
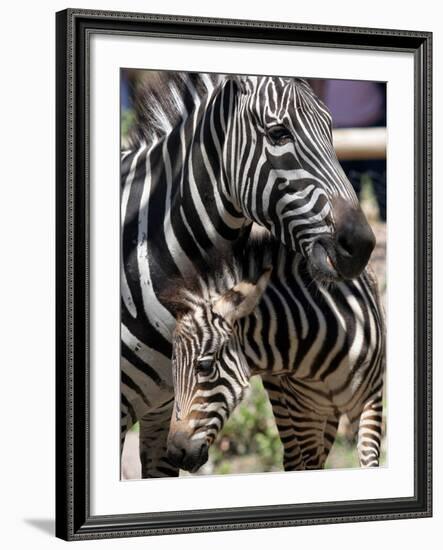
[165,230,385,472]
[121,71,376,476]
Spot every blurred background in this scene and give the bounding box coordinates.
[121,71,387,478]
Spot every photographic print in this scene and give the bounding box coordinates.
[120,70,387,480]
[56,9,431,539]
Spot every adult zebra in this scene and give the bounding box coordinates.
[164,227,385,472]
[121,71,376,477]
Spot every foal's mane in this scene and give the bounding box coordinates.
[158,226,277,318]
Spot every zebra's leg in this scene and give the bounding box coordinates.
[120,335,176,477]
[294,412,331,470]
[262,376,306,471]
[139,398,179,478]
[276,377,334,470]
[354,392,384,467]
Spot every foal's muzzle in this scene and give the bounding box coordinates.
[167,431,209,473]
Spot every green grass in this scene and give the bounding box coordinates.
[207,376,284,475]
[121,108,135,147]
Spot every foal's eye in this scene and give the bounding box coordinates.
[196,357,214,374]
[268,124,293,146]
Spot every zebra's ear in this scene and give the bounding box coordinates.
[213,267,272,324]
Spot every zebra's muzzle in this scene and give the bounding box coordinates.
[334,212,376,279]
[322,197,376,280]
[309,198,376,282]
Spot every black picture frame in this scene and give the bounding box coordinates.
[55,8,432,541]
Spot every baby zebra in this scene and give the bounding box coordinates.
[162,228,385,473]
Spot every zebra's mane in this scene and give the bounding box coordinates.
[128,71,223,149]
[159,226,276,318]
[127,71,315,150]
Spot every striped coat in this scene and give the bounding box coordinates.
[165,229,385,472]
[121,72,376,476]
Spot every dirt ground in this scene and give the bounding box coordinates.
[121,431,141,480]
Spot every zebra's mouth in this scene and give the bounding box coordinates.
[309,240,340,283]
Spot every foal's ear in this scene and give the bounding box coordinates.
[213,268,272,324]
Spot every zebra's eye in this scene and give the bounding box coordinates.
[196,357,214,374]
[268,124,293,146]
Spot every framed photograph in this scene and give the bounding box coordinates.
[55,8,432,541]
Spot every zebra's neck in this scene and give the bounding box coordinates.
[144,80,248,279]
[184,83,245,230]
[122,79,254,334]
